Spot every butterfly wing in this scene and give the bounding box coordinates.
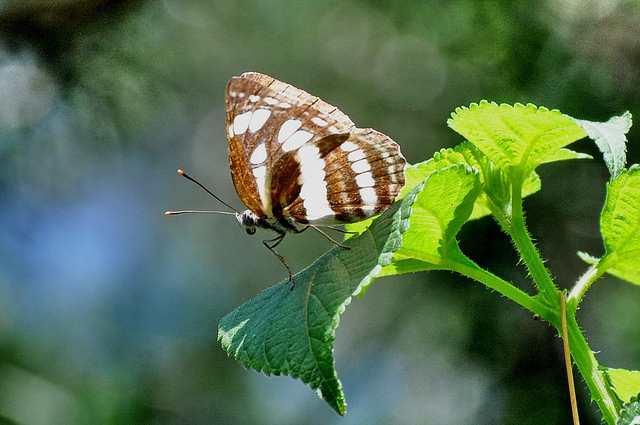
[226,72,355,218]
[271,128,406,225]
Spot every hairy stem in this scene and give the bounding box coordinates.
[507,173,559,308]
[566,314,621,424]
[445,257,558,324]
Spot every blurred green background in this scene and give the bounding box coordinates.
[0,0,639,424]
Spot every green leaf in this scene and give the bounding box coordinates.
[404,143,543,221]
[399,144,497,220]
[217,182,418,415]
[604,368,640,403]
[573,111,632,178]
[598,165,640,286]
[541,147,593,164]
[579,251,640,287]
[382,165,482,276]
[348,139,590,233]
[447,101,588,176]
[400,165,480,258]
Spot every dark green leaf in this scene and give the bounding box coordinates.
[218,182,419,415]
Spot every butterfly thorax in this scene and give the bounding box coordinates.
[236,209,306,236]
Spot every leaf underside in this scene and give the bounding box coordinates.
[573,111,632,178]
[218,181,419,415]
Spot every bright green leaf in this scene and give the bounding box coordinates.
[349,137,590,233]
[604,368,640,403]
[598,165,640,286]
[601,261,640,286]
[447,101,587,176]
[407,143,543,220]
[541,147,593,164]
[376,257,442,277]
[394,165,481,268]
[397,144,493,220]
[573,111,632,178]
[343,165,483,287]
[217,182,418,415]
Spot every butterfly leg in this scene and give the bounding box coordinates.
[291,225,352,248]
[263,232,296,290]
[323,225,358,235]
[308,225,352,249]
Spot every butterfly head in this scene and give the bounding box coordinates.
[237,209,258,235]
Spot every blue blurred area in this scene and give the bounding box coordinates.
[0,0,639,423]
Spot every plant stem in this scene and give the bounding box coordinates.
[507,173,559,308]
[506,175,619,422]
[446,257,559,325]
[567,253,616,310]
[567,264,600,310]
[566,314,621,424]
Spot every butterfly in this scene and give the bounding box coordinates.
[168,72,406,288]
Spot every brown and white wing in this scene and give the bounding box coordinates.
[269,128,406,225]
[226,72,355,218]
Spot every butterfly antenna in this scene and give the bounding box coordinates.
[168,169,240,214]
[165,210,237,216]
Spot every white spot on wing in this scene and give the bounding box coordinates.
[355,172,375,187]
[297,144,333,221]
[347,149,366,162]
[233,111,252,135]
[228,124,234,138]
[282,130,313,152]
[279,102,292,108]
[311,117,328,127]
[249,95,260,103]
[340,141,359,152]
[264,97,278,105]
[249,109,271,133]
[278,119,302,144]
[351,159,371,173]
[252,165,268,208]
[250,143,268,164]
[361,204,376,213]
[359,187,377,204]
